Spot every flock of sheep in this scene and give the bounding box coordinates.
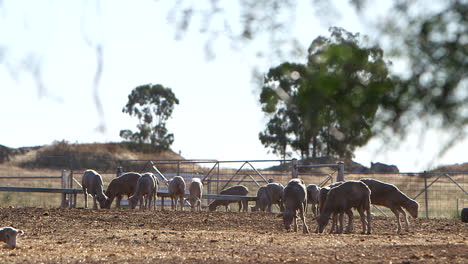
[0,168,420,249]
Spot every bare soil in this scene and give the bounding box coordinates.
[0,208,467,263]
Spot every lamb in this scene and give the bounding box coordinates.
[0,227,23,249]
[168,176,186,211]
[306,184,321,216]
[266,183,285,213]
[208,185,249,212]
[279,178,309,233]
[316,181,372,234]
[251,186,270,212]
[187,177,203,212]
[82,169,108,209]
[103,172,142,209]
[360,178,419,233]
[128,173,157,210]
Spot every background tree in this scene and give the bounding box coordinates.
[120,84,179,151]
[260,27,397,159]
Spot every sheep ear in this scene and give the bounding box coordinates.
[277,213,283,218]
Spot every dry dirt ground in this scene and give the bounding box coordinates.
[0,208,466,264]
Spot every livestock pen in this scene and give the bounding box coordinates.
[0,158,467,218]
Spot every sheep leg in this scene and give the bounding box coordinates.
[180,195,184,211]
[397,207,410,232]
[92,195,98,209]
[337,212,345,234]
[83,188,88,209]
[345,209,354,233]
[356,208,367,234]
[366,207,372,234]
[330,213,337,234]
[116,196,122,209]
[293,216,298,232]
[390,207,402,233]
[148,193,153,210]
[299,205,310,234]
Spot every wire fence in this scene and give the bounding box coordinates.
[0,157,466,218]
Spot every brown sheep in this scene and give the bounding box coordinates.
[316,181,372,234]
[360,178,419,233]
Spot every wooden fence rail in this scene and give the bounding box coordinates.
[0,186,257,209]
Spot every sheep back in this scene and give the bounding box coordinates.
[168,176,186,197]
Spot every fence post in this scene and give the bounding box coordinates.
[291,159,298,178]
[116,167,123,177]
[337,161,345,182]
[424,172,429,219]
[61,170,67,208]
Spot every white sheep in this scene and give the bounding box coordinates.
[128,173,157,210]
[187,177,203,212]
[266,183,285,213]
[168,176,186,211]
[82,169,108,209]
[0,227,24,249]
[360,178,419,233]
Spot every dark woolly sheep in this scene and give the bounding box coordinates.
[104,172,141,209]
[316,181,372,234]
[208,185,249,212]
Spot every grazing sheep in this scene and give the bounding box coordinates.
[266,183,285,213]
[279,178,309,234]
[208,185,249,212]
[317,182,346,233]
[0,227,23,249]
[128,173,157,210]
[316,181,372,234]
[168,176,186,211]
[103,172,142,209]
[82,169,108,209]
[251,186,270,212]
[306,184,321,216]
[187,177,203,212]
[360,178,419,233]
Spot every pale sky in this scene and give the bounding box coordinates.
[1,0,466,172]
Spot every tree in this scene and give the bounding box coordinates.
[120,84,179,151]
[260,27,397,159]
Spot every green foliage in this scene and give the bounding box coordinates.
[259,27,397,159]
[120,84,179,151]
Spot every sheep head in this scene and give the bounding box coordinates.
[403,199,419,218]
[316,214,329,233]
[282,210,296,232]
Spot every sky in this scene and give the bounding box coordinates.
[0,0,466,172]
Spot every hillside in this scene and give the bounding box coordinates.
[0,141,183,171]
[1,141,467,173]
